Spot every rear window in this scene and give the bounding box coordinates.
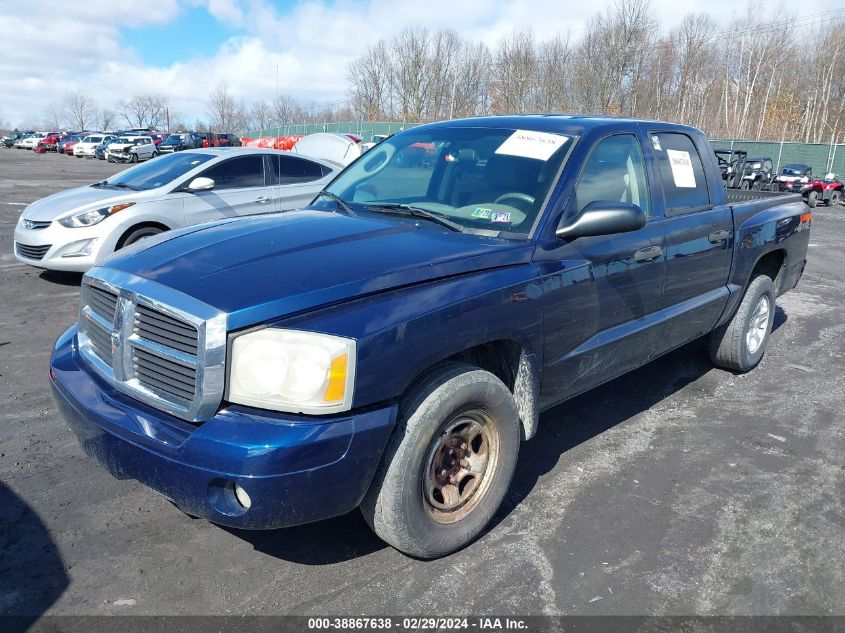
[271,155,328,184]
[652,132,710,213]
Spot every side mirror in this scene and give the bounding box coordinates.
[185,177,215,193]
[556,200,646,240]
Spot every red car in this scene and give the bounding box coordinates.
[63,139,80,155]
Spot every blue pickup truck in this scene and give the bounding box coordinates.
[50,116,811,558]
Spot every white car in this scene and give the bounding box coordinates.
[104,135,156,163]
[20,133,47,150]
[14,148,339,272]
[73,134,108,158]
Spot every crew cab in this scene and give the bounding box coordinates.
[51,116,811,559]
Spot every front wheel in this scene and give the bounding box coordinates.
[118,226,164,249]
[806,190,818,208]
[709,274,776,372]
[361,363,520,558]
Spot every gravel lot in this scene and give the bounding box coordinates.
[1,149,843,619]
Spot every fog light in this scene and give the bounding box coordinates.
[58,238,96,258]
[233,484,252,509]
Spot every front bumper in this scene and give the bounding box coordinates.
[13,220,109,272]
[50,325,397,529]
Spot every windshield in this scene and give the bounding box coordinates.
[112,138,134,145]
[782,166,807,176]
[104,152,215,191]
[320,127,573,236]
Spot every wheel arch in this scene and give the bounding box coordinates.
[401,339,541,441]
[115,221,171,250]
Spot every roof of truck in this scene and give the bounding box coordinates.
[414,114,702,137]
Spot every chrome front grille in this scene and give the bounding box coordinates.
[76,270,227,422]
[134,305,199,355]
[16,243,51,260]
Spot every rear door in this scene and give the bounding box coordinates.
[269,154,333,211]
[182,154,276,223]
[646,130,732,354]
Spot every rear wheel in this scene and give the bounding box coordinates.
[751,180,762,191]
[740,180,750,190]
[361,363,520,558]
[709,274,776,372]
[827,190,841,206]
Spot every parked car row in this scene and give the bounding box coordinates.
[2,128,242,157]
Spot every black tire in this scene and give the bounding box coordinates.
[827,190,841,207]
[361,363,520,559]
[740,180,750,190]
[118,226,164,249]
[709,275,776,372]
[806,190,818,208]
[130,153,138,163]
[751,180,762,190]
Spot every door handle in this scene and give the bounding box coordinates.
[709,229,731,243]
[633,245,663,262]
[255,196,272,204]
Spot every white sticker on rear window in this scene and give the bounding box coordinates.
[495,130,568,161]
[666,149,696,188]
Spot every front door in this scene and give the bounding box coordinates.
[183,154,277,224]
[538,133,667,407]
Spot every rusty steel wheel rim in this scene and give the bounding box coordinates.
[422,409,500,524]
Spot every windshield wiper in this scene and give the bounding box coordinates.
[110,182,138,190]
[314,190,356,216]
[363,203,464,233]
[91,179,109,188]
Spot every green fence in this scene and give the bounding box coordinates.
[242,122,845,176]
[711,139,845,176]
[244,121,418,141]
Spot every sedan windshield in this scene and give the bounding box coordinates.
[319,127,574,236]
[164,135,182,144]
[102,152,215,191]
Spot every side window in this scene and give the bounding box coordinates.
[566,134,650,218]
[272,155,326,185]
[652,132,710,213]
[202,156,265,189]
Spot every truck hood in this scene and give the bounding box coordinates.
[101,210,534,330]
[21,185,153,221]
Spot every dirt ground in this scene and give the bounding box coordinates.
[0,149,843,618]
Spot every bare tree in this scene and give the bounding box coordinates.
[207,82,248,131]
[116,94,169,129]
[64,89,97,131]
[348,39,393,120]
[44,101,64,129]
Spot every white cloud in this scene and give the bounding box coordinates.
[0,0,841,128]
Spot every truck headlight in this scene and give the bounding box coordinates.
[227,329,356,415]
[58,203,135,228]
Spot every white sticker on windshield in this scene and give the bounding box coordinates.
[666,149,696,188]
[495,130,568,161]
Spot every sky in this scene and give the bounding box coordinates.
[0,0,842,129]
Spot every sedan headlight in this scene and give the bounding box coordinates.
[58,202,135,228]
[227,329,356,415]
